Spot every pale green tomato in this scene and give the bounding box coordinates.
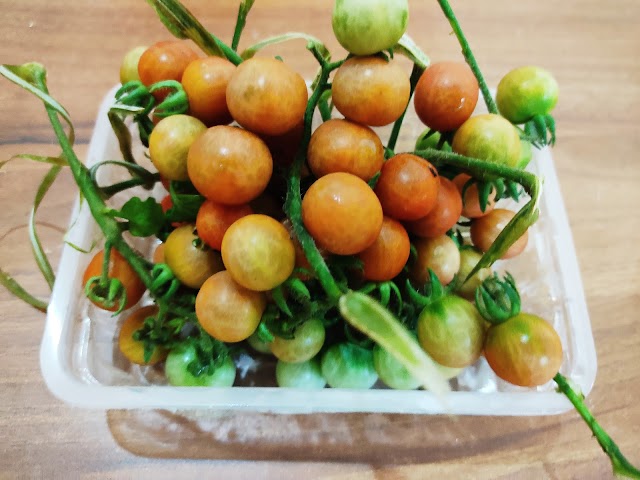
[517,139,533,170]
[321,343,378,389]
[332,0,409,56]
[373,344,420,390]
[496,66,559,124]
[276,358,327,389]
[247,330,273,354]
[270,319,326,363]
[119,46,147,84]
[456,247,492,300]
[165,345,236,387]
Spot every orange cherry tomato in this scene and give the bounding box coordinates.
[181,56,236,126]
[413,62,479,132]
[138,41,199,100]
[82,248,146,311]
[118,305,167,365]
[470,208,529,259]
[410,235,461,287]
[406,177,462,238]
[195,270,266,343]
[302,172,383,255]
[358,216,410,281]
[374,153,440,221]
[307,119,384,181]
[187,125,273,205]
[226,57,308,136]
[195,200,253,251]
[452,173,497,218]
[332,56,410,126]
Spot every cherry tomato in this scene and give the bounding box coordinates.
[307,119,384,181]
[470,208,529,259]
[452,173,497,218]
[226,57,308,136]
[410,235,460,287]
[484,313,563,387]
[164,224,224,289]
[165,344,236,387]
[452,114,521,168]
[196,200,253,251]
[221,214,296,292]
[374,153,439,221]
[413,62,479,132]
[270,319,326,363]
[373,344,420,390]
[517,139,533,170]
[417,294,485,368]
[358,216,410,282]
[149,114,206,181]
[187,125,273,205]
[302,172,383,255]
[496,66,559,124]
[181,56,236,127]
[119,45,147,84]
[321,343,378,389]
[138,41,199,100]
[118,305,166,365]
[406,177,462,238]
[276,358,326,389]
[195,270,266,343]
[247,330,273,354]
[332,0,408,56]
[332,56,411,127]
[152,242,165,264]
[82,248,145,311]
[456,247,492,300]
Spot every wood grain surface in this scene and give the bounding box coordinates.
[1,0,639,478]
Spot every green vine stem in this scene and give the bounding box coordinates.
[554,373,640,478]
[436,0,498,115]
[387,63,424,152]
[231,0,255,51]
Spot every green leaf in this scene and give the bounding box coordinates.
[108,111,136,164]
[393,34,431,70]
[113,197,164,237]
[241,32,331,61]
[0,268,48,312]
[0,153,67,171]
[232,0,256,51]
[167,181,205,223]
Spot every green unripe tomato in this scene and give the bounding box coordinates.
[276,358,327,389]
[332,0,409,56]
[373,344,421,390]
[165,344,236,387]
[496,66,559,124]
[321,343,378,389]
[452,114,521,168]
[119,46,147,84]
[517,139,533,170]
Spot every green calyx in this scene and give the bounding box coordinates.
[475,272,521,324]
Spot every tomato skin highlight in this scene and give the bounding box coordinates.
[496,66,559,124]
[138,41,199,100]
[118,306,167,365]
[332,56,411,127]
[417,295,485,368]
[302,172,383,255]
[82,248,146,311]
[187,125,273,205]
[307,119,384,181]
[196,200,253,251]
[195,271,266,343]
[374,153,440,221]
[406,177,462,238]
[358,216,410,282]
[484,313,563,387]
[470,208,529,259]
[221,214,296,292]
[414,62,479,132]
[410,235,461,287]
[181,56,236,127]
[226,57,308,136]
[452,114,521,168]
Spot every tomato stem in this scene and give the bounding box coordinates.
[554,373,640,478]
[387,63,424,152]
[436,0,498,115]
[231,0,255,51]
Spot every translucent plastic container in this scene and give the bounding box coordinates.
[40,86,597,415]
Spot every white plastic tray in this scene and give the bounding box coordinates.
[40,86,597,414]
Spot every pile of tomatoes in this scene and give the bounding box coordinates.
[82,0,564,391]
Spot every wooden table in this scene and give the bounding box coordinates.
[1,0,639,478]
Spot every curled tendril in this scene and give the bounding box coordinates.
[84,275,127,314]
[475,272,521,324]
[150,263,180,301]
[149,80,189,118]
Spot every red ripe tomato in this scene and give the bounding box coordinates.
[374,153,439,221]
[138,41,199,100]
[187,125,273,205]
[470,208,529,259]
[307,119,384,181]
[484,313,563,387]
[413,62,479,132]
[358,216,410,281]
[406,177,462,238]
[226,57,308,136]
[452,173,497,219]
[118,305,167,365]
[195,270,266,343]
[195,200,253,251]
[82,248,146,311]
[302,172,383,255]
[332,56,411,126]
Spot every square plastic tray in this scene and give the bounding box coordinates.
[40,86,597,415]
